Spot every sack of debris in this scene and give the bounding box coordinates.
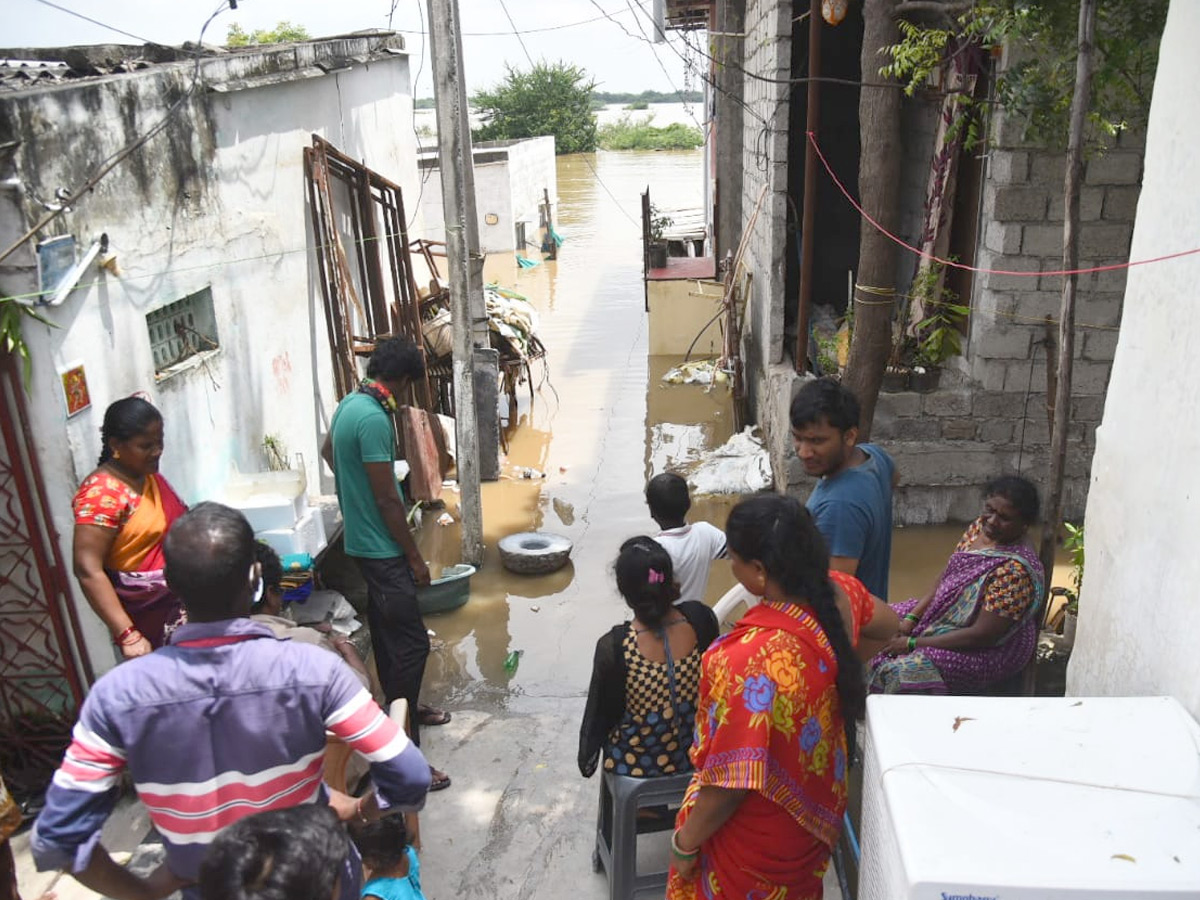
[424,308,453,360]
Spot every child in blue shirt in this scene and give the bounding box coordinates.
[352,814,425,900]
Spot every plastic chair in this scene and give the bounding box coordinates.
[711,583,758,629]
[591,769,692,900]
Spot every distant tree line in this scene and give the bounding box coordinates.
[593,89,704,104]
[415,89,702,111]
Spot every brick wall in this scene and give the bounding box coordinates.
[738,0,791,419]
[770,109,1143,525]
[730,5,1144,525]
[868,110,1143,524]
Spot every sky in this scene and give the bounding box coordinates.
[6,0,702,97]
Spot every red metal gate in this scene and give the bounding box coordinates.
[0,351,92,800]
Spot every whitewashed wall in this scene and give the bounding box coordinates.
[0,42,417,674]
[1066,0,1200,715]
[418,136,557,254]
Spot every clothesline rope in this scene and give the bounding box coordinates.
[806,130,1200,278]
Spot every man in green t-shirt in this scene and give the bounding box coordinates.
[321,337,450,791]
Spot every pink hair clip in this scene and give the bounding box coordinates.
[648,569,665,584]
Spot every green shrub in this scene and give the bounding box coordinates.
[597,114,704,151]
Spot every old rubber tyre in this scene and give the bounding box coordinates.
[498,531,573,575]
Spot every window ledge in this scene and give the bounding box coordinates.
[154,348,221,383]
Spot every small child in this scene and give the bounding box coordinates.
[351,814,425,900]
[646,472,727,604]
[198,804,351,900]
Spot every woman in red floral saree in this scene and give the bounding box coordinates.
[667,495,865,900]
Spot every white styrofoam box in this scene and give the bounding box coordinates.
[860,695,1200,900]
[255,506,327,558]
[221,470,308,533]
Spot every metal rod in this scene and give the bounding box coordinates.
[795,0,821,373]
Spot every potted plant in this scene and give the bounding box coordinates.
[881,366,911,392]
[647,204,672,269]
[885,262,968,391]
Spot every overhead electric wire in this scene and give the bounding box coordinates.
[403,0,431,233]
[0,0,233,266]
[496,0,536,68]
[29,0,162,47]
[393,11,622,38]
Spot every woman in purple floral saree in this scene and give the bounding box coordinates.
[869,476,1045,695]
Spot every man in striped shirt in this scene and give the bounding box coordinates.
[32,503,431,900]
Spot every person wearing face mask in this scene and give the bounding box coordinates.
[33,503,431,900]
[868,475,1046,695]
[72,397,188,656]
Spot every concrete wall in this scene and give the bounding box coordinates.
[713,0,745,261]
[1066,0,1200,714]
[647,279,723,356]
[419,137,557,254]
[0,37,417,674]
[502,136,556,243]
[737,0,791,426]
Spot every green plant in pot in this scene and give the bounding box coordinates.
[887,262,968,391]
[647,204,672,269]
[909,284,968,392]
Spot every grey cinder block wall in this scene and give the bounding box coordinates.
[728,0,1144,525]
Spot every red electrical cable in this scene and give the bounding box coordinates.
[806,131,1200,278]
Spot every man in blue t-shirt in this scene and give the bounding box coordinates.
[790,378,896,600]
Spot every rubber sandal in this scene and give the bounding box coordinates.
[417,704,452,727]
[429,768,452,792]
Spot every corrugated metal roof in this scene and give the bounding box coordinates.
[0,32,405,95]
[0,52,156,92]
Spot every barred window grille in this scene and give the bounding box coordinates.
[146,287,219,374]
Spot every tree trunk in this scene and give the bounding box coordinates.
[842,0,902,439]
[1038,0,1098,585]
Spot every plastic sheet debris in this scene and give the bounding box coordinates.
[436,512,455,526]
[521,467,546,479]
[662,360,731,386]
[688,427,773,495]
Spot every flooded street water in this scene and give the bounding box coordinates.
[414,149,720,712]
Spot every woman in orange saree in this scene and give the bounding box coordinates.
[667,495,865,900]
[72,398,187,657]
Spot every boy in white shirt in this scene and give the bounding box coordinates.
[646,472,727,604]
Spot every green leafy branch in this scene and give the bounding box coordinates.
[881,0,1166,151]
[0,298,56,388]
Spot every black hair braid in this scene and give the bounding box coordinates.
[727,494,866,759]
[799,566,865,758]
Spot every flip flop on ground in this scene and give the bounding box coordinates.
[417,703,451,726]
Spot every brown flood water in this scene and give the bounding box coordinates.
[408,149,1072,714]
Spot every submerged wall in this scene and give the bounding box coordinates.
[1066,0,1200,715]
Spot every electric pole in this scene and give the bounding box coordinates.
[427,0,492,565]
